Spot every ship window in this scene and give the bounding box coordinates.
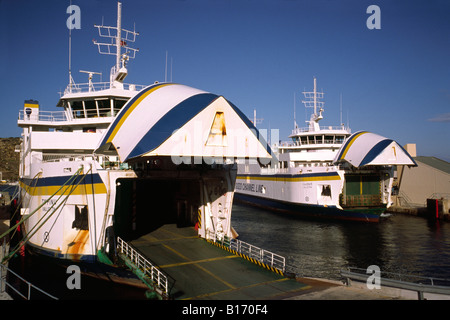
[113,99,127,113]
[336,136,345,143]
[324,136,334,144]
[71,101,84,118]
[96,99,111,117]
[84,100,97,117]
[72,205,89,230]
[300,137,307,145]
[321,185,331,197]
[316,135,323,144]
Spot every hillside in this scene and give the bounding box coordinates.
[0,137,21,182]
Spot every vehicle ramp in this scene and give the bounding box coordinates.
[123,224,310,300]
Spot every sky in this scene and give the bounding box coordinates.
[0,0,449,161]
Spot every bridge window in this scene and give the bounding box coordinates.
[113,99,128,114]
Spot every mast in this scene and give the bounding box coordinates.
[302,77,324,131]
[313,77,317,116]
[93,1,139,86]
[116,2,122,71]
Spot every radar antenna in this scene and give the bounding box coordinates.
[79,70,102,92]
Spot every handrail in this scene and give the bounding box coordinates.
[341,267,450,300]
[0,264,58,300]
[64,81,146,95]
[18,108,117,122]
[429,193,450,200]
[18,110,68,122]
[291,125,350,135]
[116,237,169,297]
[208,232,285,273]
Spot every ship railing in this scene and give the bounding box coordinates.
[18,110,68,122]
[42,154,97,163]
[429,193,450,200]
[207,231,286,273]
[291,125,350,135]
[278,139,346,147]
[1,263,58,300]
[19,108,119,122]
[116,237,169,297]
[63,82,146,95]
[341,267,450,300]
[260,167,290,175]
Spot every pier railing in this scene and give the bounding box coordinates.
[116,237,169,297]
[341,267,450,300]
[207,232,286,273]
[0,264,58,300]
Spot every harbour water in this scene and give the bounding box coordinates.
[232,202,450,282]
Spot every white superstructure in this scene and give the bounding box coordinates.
[14,2,271,263]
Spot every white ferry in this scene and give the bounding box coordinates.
[14,2,271,264]
[235,78,417,222]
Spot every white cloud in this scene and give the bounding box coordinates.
[428,113,450,122]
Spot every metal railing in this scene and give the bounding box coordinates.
[64,82,146,95]
[429,193,450,200]
[18,110,68,122]
[291,125,350,135]
[341,267,450,300]
[117,237,169,297]
[18,108,116,123]
[208,232,285,273]
[0,264,58,300]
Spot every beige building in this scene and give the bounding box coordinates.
[395,144,450,208]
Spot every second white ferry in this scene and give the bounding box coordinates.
[235,78,417,222]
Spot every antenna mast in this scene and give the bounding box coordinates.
[116,2,122,70]
[93,2,139,86]
[252,109,263,128]
[302,77,324,131]
[68,0,75,93]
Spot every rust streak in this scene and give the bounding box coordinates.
[67,230,89,254]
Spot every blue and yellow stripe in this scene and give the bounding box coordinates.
[237,172,341,182]
[20,174,107,196]
[336,131,368,161]
[101,82,174,146]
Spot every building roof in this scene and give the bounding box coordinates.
[414,156,450,175]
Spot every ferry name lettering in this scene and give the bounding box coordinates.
[238,183,264,193]
[42,198,57,211]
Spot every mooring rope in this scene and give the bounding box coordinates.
[1,166,89,263]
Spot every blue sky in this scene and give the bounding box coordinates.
[1,0,449,160]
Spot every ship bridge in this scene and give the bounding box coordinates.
[95,82,272,243]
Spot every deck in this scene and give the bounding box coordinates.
[129,224,310,300]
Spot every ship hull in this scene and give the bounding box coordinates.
[234,192,382,223]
